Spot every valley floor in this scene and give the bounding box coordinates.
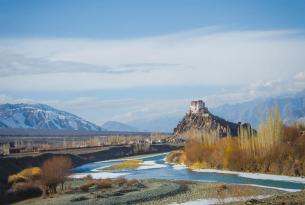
[15,179,286,205]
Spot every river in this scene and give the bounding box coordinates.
[71,153,305,192]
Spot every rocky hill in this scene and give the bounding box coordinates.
[0,103,103,131]
[174,100,254,137]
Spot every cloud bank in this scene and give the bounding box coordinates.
[0,28,305,91]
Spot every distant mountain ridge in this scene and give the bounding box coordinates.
[211,89,305,128]
[0,103,103,131]
[101,121,138,132]
[128,115,181,133]
[2,89,304,133]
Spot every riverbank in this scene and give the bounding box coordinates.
[238,190,305,204]
[141,180,284,205]
[166,150,305,186]
[7,150,305,204]
[15,179,284,205]
[0,144,182,200]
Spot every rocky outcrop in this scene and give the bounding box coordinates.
[174,100,255,137]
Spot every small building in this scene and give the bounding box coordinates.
[189,100,208,114]
[0,143,10,156]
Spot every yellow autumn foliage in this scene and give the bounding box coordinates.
[103,160,143,170]
[8,167,42,184]
[223,143,233,169]
[190,161,209,169]
[166,150,185,164]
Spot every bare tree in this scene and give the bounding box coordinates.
[41,156,72,194]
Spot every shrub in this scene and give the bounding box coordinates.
[83,174,93,180]
[8,167,42,184]
[115,177,127,185]
[126,179,140,187]
[79,181,95,192]
[96,178,113,189]
[8,174,25,184]
[166,150,184,164]
[4,182,42,204]
[217,184,227,190]
[189,161,209,169]
[9,182,41,193]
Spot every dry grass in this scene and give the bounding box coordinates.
[82,174,93,181]
[103,160,143,170]
[79,178,114,191]
[78,177,142,192]
[217,184,227,190]
[126,179,140,187]
[166,150,184,164]
[96,178,113,189]
[215,185,260,204]
[114,176,127,185]
[79,181,95,192]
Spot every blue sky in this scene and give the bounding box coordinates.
[1,0,305,38]
[1,0,305,131]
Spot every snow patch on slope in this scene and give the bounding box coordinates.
[0,103,102,131]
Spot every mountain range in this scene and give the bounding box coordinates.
[211,89,305,128]
[0,103,140,132]
[101,121,138,132]
[1,89,304,132]
[128,115,181,133]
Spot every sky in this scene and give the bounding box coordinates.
[1,0,305,130]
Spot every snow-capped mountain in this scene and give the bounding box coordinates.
[211,89,305,128]
[0,103,103,131]
[101,121,138,132]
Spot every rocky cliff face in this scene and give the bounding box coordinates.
[174,100,254,137]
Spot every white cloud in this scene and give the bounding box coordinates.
[0,94,35,104]
[205,71,305,107]
[294,71,305,81]
[0,28,305,91]
[0,53,182,76]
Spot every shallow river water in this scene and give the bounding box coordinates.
[72,153,305,192]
